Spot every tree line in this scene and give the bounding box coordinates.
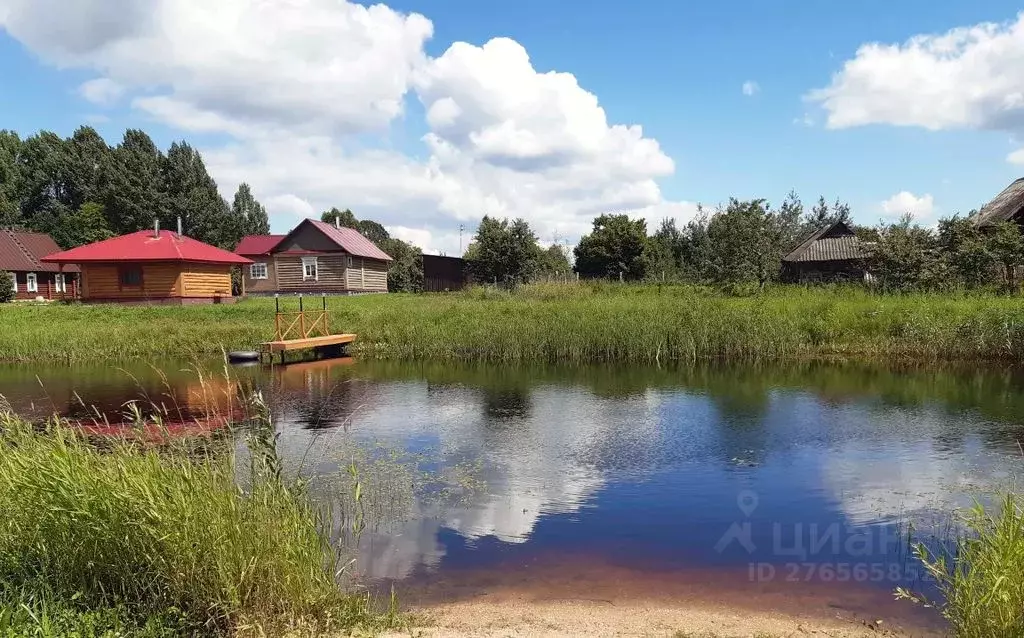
[465,192,1024,292]
[0,126,269,250]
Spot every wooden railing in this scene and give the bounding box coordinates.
[272,295,331,341]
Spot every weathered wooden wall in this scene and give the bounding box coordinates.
[9,271,79,300]
[241,258,278,294]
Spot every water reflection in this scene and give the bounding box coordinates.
[1,358,1023,594]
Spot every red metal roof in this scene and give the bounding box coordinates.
[42,230,252,265]
[307,220,393,261]
[234,234,284,255]
[0,230,79,273]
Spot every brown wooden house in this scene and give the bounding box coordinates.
[974,177,1024,228]
[235,219,392,295]
[42,225,251,304]
[782,221,870,283]
[0,230,79,300]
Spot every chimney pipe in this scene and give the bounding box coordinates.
[335,216,340,229]
[177,216,183,236]
[154,218,160,238]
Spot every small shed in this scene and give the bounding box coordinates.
[422,254,469,291]
[974,178,1024,228]
[42,226,251,304]
[781,221,869,283]
[0,229,80,300]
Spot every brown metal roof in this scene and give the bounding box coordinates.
[974,178,1024,227]
[783,221,868,263]
[0,230,79,273]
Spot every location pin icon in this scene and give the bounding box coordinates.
[738,490,759,517]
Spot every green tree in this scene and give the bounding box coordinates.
[356,219,390,245]
[231,183,270,236]
[32,201,114,249]
[379,237,423,292]
[65,126,111,211]
[777,190,806,249]
[0,130,22,226]
[704,199,786,288]
[162,141,233,247]
[0,270,13,302]
[104,129,167,234]
[870,215,940,290]
[573,214,648,280]
[937,216,995,288]
[320,207,358,228]
[805,196,852,228]
[18,131,72,223]
[467,216,542,284]
[988,221,1024,290]
[538,243,572,276]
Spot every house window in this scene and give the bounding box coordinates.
[120,266,143,287]
[302,257,318,281]
[54,273,65,293]
[8,273,15,293]
[250,262,268,280]
[346,255,353,268]
[26,273,37,293]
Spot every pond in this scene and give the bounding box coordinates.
[2,357,1022,630]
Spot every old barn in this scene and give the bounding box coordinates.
[974,177,1024,228]
[781,221,870,283]
[42,225,251,304]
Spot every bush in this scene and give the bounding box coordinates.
[0,271,14,303]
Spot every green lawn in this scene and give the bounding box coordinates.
[3,282,1024,363]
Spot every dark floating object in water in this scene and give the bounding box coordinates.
[228,350,260,363]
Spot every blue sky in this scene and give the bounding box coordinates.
[2,0,1023,252]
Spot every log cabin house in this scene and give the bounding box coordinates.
[0,229,79,300]
[42,223,251,304]
[235,218,392,295]
[781,221,870,283]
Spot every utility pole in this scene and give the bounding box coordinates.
[459,224,464,254]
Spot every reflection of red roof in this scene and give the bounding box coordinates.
[0,230,79,273]
[307,220,393,261]
[42,230,252,265]
[234,234,284,255]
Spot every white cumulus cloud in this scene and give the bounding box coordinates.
[808,12,1024,161]
[0,0,694,255]
[741,80,759,96]
[880,191,935,221]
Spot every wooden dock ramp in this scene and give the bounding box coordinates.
[259,294,356,362]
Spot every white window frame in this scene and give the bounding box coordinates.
[249,262,268,280]
[8,272,16,293]
[302,256,318,281]
[54,273,65,293]
[26,272,37,293]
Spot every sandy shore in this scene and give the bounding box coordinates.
[385,554,944,637]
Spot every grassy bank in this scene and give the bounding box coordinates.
[0,406,397,636]
[4,283,1024,363]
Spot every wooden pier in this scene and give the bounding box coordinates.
[260,294,356,362]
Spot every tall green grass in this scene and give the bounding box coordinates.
[898,494,1024,637]
[4,282,1024,363]
[0,400,396,636]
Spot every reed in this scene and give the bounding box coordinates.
[0,396,398,636]
[898,493,1024,637]
[4,282,1024,363]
